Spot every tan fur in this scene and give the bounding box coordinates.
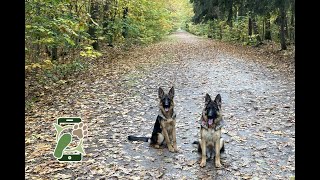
[160,118,177,152]
[157,87,178,152]
[200,127,223,168]
[198,103,224,168]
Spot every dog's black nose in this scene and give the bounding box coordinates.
[164,98,170,107]
[207,109,215,119]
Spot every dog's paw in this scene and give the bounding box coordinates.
[154,144,160,149]
[168,145,175,152]
[200,160,206,167]
[174,147,179,153]
[215,161,222,168]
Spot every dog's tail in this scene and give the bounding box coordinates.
[128,135,149,142]
[193,139,225,153]
[192,141,201,153]
[192,141,200,144]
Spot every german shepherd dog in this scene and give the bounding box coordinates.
[193,93,225,168]
[128,87,178,152]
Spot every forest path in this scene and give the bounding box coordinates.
[25,31,295,179]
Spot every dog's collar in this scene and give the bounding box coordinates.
[158,109,176,120]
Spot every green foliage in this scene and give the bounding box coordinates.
[189,0,295,47]
[49,59,88,80]
[25,0,195,112]
[187,23,209,37]
[80,46,102,58]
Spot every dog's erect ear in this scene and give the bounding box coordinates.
[158,87,165,99]
[214,94,222,107]
[168,86,174,99]
[205,93,211,105]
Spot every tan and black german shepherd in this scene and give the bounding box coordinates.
[193,93,225,168]
[128,87,178,152]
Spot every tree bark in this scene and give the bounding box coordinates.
[265,12,272,40]
[279,3,287,50]
[36,2,41,57]
[103,1,113,46]
[52,46,58,60]
[103,1,110,36]
[252,17,262,45]
[285,16,289,39]
[291,0,295,43]
[248,17,252,36]
[122,7,129,38]
[88,0,99,50]
[262,18,265,40]
[226,0,233,27]
[290,6,295,43]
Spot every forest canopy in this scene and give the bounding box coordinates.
[188,0,295,49]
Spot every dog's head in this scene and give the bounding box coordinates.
[203,93,222,126]
[158,86,174,113]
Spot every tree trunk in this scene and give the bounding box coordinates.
[103,1,110,36]
[122,7,129,38]
[103,1,113,46]
[265,12,272,40]
[45,45,51,57]
[238,0,244,16]
[52,46,58,60]
[248,17,252,36]
[290,7,295,43]
[88,0,99,50]
[109,0,118,47]
[262,18,265,41]
[252,17,262,45]
[285,16,289,39]
[291,0,295,43]
[279,3,287,50]
[219,24,223,40]
[36,2,41,57]
[226,0,233,27]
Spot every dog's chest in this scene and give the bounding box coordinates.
[161,118,175,132]
[202,128,220,143]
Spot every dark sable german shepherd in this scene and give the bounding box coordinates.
[128,87,178,152]
[193,93,225,168]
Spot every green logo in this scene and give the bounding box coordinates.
[53,117,87,161]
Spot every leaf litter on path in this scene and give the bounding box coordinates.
[25,31,295,179]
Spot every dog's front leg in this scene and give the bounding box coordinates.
[200,139,206,167]
[160,121,174,152]
[172,120,178,152]
[215,134,222,168]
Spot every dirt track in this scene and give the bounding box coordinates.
[25,31,295,179]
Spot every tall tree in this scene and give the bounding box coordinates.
[265,12,271,40]
[248,16,252,36]
[122,7,129,38]
[226,0,233,27]
[88,0,100,50]
[252,16,261,44]
[102,0,114,46]
[277,0,287,50]
[289,0,295,43]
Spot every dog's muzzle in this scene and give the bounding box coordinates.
[164,99,170,112]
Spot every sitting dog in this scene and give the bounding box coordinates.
[193,93,225,168]
[128,87,178,152]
